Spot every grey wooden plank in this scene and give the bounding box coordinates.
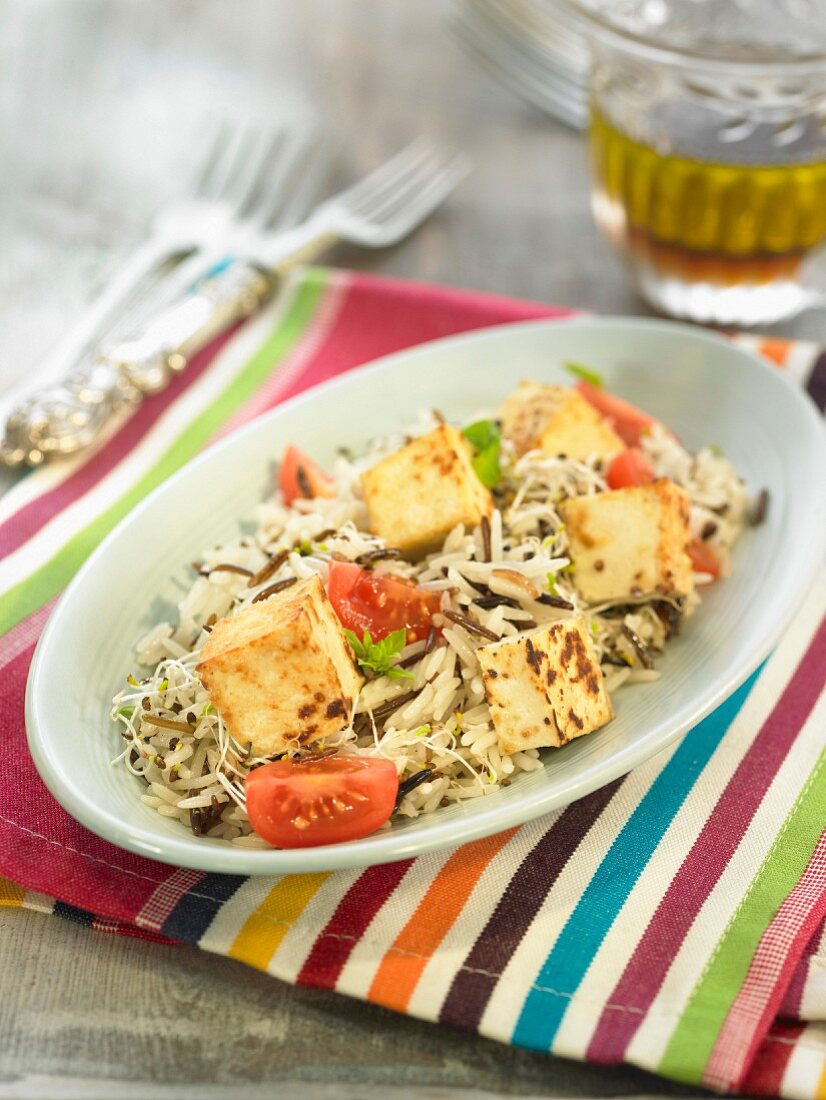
[0,1080,686,1100]
[0,909,705,1098]
[0,1078,689,1100]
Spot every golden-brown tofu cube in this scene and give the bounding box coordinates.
[196,574,363,756]
[478,616,614,754]
[561,479,694,604]
[362,423,492,558]
[499,381,623,461]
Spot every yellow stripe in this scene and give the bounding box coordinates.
[0,877,25,906]
[228,873,329,970]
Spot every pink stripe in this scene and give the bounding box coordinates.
[135,868,206,932]
[0,643,173,919]
[297,860,413,990]
[0,598,56,669]
[780,914,826,1019]
[740,1022,807,1097]
[271,270,572,407]
[703,832,826,1092]
[0,327,241,563]
[90,914,176,945]
[587,614,826,1064]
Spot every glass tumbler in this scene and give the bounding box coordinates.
[565,0,826,326]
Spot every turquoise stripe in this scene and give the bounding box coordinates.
[511,665,763,1052]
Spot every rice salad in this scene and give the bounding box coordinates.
[111,372,758,849]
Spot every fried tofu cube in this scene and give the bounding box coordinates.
[478,616,614,754]
[362,423,492,558]
[499,381,623,461]
[561,479,694,604]
[196,574,363,757]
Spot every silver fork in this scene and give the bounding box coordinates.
[0,120,321,425]
[95,139,469,411]
[2,140,467,469]
[256,138,471,265]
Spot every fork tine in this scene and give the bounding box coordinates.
[336,138,437,213]
[375,156,470,231]
[220,124,268,206]
[236,130,289,221]
[229,128,289,215]
[344,146,444,219]
[256,134,331,229]
[350,149,467,224]
[195,118,235,198]
[241,129,315,227]
[205,123,259,203]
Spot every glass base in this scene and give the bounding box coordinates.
[634,265,811,326]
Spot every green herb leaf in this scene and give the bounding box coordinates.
[343,628,414,680]
[462,419,498,451]
[546,572,559,595]
[117,705,135,719]
[563,361,604,388]
[462,419,502,489]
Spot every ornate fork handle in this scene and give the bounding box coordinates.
[1,260,272,468]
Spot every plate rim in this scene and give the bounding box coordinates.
[25,314,826,874]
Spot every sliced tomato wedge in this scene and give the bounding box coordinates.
[576,381,657,446]
[279,445,335,506]
[606,447,656,490]
[246,756,398,848]
[327,560,441,643]
[687,537,721,578]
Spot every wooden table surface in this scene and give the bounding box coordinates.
[1,1,804,1096]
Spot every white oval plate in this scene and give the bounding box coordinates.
[26,318,826,874]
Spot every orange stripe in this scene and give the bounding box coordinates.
[368,828,517,1012]
[816,1054,826,1100]
[757,338,792,368]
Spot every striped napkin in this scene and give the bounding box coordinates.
[1,268,824,1098]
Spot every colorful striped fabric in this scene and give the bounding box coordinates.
[1,268,824,1098]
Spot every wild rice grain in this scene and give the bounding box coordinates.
[443,610,499,642]
[252,576,298,603]
[247,549,289,588]
[480,514,492,562]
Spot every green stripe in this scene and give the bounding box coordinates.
[0,269,330,638]
[658,749,826,1085]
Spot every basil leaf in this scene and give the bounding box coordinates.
[563,361,604,388]
[343,627,413,679]
[462,419,502,489]
[472,444,501,489]
[462,419,498,451]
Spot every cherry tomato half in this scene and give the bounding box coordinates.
[245,756,399,848]
[327,560,441,643]
[576,381,657,447]
[606,447,656,490]
[279,445,335,506]
[687,537,721,578]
